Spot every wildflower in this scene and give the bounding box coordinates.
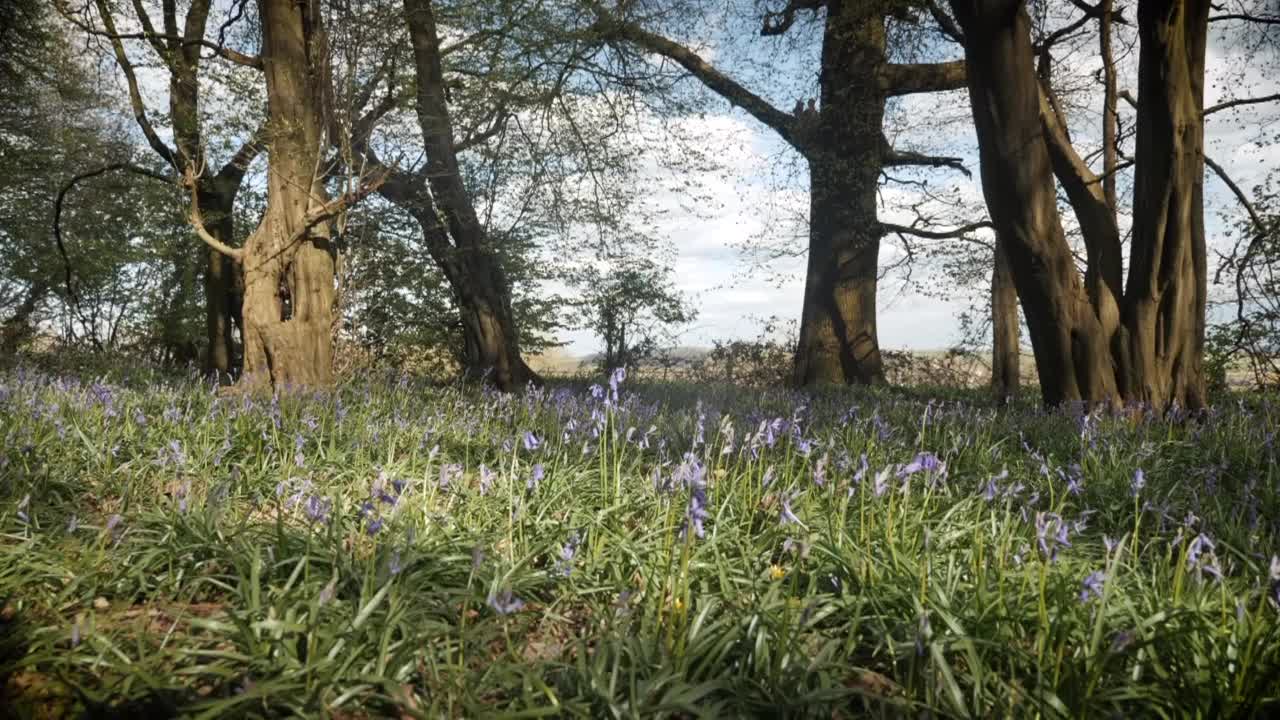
[528,463,545,491]
[487,589,525,615]
[899,451,944,479]
[1103,535,1118,554]
[1079,571,1106,603]
[388,551,404,576]
[555,532,581,577]
[440,463,462,491]
[522,431,541,452]
[294,432,305,468]
[608,367,626,401]
[780,494,802,526]
[873,467,890,497]
[304,495,332,524]
[852,454,869,485]
[1130,468,1146,497]
[366,518,384,536]
[769,564,786,581]
[16,494,29,523]
[479,464,495,495]
[761,465,776,489]
[683,486,709,539]
[812,454,827,486]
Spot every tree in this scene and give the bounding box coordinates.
[577,257,695,373]
[57,0,265,377]
[950,0,1211,409]
[583,0,976,387]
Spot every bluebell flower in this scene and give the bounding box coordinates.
[479,464,495,496]
[304,495,331,524]
[1130,468,1146,497]
[556,532,581,577]
[388,551,404,576]
[366,518,384,536]
[780,494,802,526]
[683,486,709,539]
[609,367,626,400]
[528,463,545,491]
[899,452,943,478]
[873,467,890,497]
[522,431,541,452]
[1079,571,1106,603]
[487,589,525,615]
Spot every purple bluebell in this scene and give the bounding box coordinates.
[683,486,709,539]
[522,431,541,452]
[780,494,801,526]
[1130,468,1146,497]
[899,452,943,478]
[528,463,545,491]
[1079,571,1106,603]
[873,467,890,497]
[556,532,581,577]
[479,464,495,495]
[487,589,525,615]
[304,495,331,524]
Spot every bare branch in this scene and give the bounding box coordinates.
[53,163,178,340]
[879,220,994,243]
[1204,92,1280,116]
[883,138,972,177]
[925,0,965,43]
[760,0,825,36]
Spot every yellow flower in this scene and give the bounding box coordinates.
[673,597,685,612]
[769,564,786,581]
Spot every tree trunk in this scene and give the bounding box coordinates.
[238,0,335,390]
[796,158,884,385]
[1,281,46,355]
[1121,0,1209,409]
[793,2,888,386]
[401,0,539,391]
[952,0,1118,407]
[991,236,1020,401]
[198,190,240,377]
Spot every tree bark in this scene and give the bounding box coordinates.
[587,1,968,387]
[793,3,887,385]
[952,0,1118,407]
[236,0,336,390]
[991,235,1020,401]
[1121,0,1209,409]
[399,0,539,391]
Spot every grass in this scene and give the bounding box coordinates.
[1,360,1278,718]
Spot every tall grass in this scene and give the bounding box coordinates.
[1,362,1278,717]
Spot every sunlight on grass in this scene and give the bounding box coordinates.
[1,364,1278,717]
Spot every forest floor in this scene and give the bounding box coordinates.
[1,359,1279,718]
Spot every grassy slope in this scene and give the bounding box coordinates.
[1,362,1279,718]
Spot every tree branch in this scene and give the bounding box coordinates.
[760,0,825,36]
[182,167,244,261]
[78,0,180,169]
[883,138,972,177]
[881,59,967,96]
[1204,92,1280,116]
[925,0,966,43]
[879,220,993,243]
[587,2,798,145]
[53,163,178,335]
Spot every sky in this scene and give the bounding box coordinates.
[94,1,1279,359]
[555,7,1280,357]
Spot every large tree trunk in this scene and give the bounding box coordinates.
[237,0,335,390]
[1120,0,1209,410]
[793,2,888,386]
[952,0,1118,407]
[401,0,539,391]
[796,158,884,385]
[198,190,240,377]
[991,236,1020,401]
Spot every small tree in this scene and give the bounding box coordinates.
[577,259,695,374]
